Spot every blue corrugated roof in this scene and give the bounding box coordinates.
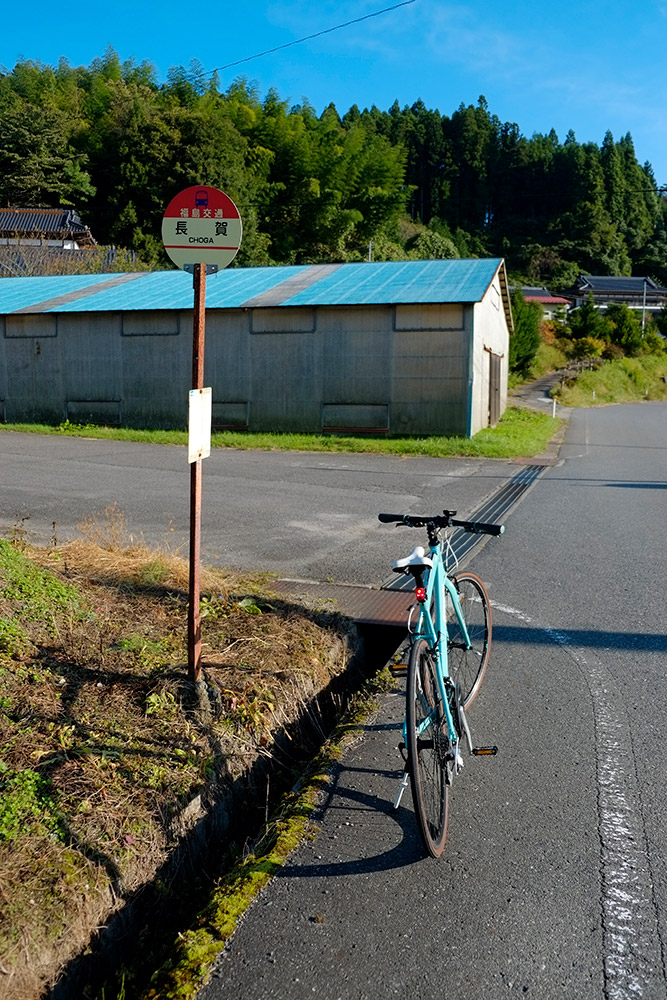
[285,260,501,306]
[0,273,115,313]
[0,259,504,315]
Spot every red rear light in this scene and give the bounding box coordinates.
[415,586,427,603]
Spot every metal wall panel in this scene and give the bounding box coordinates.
[5,314,57,338]
[394,303,464,331]
[59,313,122,402]
[67,400,121,424]
[212,401,249,429]
[250,307,315,333]
[121,311,179,336]
[2,321,64,421]
[469,276,510,434]
[120,310,190,427]
[206,311,251,406]
[250,330,322,432]
[320,307,392,405]
[321,403,389,432]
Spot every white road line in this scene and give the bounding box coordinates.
[492,600,666,999]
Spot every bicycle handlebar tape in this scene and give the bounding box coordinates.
[378,513,405,523]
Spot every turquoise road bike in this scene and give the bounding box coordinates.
[378,510,504,857]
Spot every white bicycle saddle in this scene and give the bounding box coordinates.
[392,545,433,574]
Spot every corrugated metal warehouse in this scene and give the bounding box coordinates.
[0,258,512,436]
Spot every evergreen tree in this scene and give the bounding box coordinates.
[605,303,643,355]
[2,52,667,282]
[0,93,94,208]
[567,294,612,341]
[509,290,542,375]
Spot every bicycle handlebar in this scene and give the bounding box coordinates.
[378,510,504,536]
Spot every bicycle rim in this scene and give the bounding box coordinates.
[406,638,449,857]
[447,572,491,709]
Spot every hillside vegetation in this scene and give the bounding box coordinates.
[554,354,667,406]
[1,51,666,287]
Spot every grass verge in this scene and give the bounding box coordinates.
[554,354,667,407]
[0,527,361,1000]
[0,405,561,460]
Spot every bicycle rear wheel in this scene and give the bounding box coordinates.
[406,638,449,857]
[447,572,491,709]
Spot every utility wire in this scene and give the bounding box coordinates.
[188,0,417,82]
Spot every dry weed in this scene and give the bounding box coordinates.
[0,534,356,999]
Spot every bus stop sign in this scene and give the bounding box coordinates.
[161,185,242,271]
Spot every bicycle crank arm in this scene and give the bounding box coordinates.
[471,746,499,756]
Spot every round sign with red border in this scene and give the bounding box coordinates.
[161,185,242,270]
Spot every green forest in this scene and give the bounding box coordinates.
[1,49,667,289]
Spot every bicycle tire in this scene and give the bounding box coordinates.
[446,572,491,709]
[406,637,449,857]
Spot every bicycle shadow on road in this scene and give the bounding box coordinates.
[279,763,426,877]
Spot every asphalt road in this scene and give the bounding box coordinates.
[2,405,666,999]
[193,402,667,1000]
[0,432,519,585]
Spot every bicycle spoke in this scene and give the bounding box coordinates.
[406,639,449,857]
[447,573,491,709]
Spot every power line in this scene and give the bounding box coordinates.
[188,0,417,82]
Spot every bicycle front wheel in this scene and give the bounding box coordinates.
[406,638,449,857]
[447,572,491,709]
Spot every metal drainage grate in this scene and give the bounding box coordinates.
[384,465,546,593]
[272,465,548,625]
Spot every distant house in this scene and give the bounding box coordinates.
[563,275,667,315]
[0,208,96,249]
[0,208,97,277]
[520,286,570,320]
[0,258,513,437]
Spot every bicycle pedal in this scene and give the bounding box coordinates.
[471,746,498,756]
[390,662,407,675]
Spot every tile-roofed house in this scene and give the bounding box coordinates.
[0,208,96,247]
[0,208,99,277]
[519,286,570,319]
[564,275,667,313]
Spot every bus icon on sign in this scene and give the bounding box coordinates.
[195,189,209,207]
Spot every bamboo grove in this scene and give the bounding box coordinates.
[1,49,666,288]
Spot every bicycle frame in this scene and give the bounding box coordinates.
[381,507,499,850]
[408,540,472,749]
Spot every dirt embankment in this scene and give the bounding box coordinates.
[0,527,366,1000]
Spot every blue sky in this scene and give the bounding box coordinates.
[3,0,667,186]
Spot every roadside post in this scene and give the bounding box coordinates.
[161,186,242,682]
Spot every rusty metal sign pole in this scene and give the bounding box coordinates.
[188,262,206,682]
[161,185,242,684]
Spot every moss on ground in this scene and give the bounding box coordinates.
[141,669,395,1000]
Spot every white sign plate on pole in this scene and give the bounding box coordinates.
[188,387,212,463]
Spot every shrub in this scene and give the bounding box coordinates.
[601,342,625,361]
[639,329,666,356]
[568,336,606,360]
